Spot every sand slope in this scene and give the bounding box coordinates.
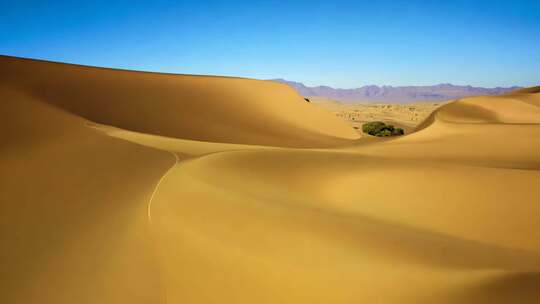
[1,56,540,303]
[0,89,175,303]
[0,56,358,148]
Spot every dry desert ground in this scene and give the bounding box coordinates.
[308,96,446,133]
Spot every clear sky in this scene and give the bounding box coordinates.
[1,0,539,88]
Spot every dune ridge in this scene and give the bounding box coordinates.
[1,56,540,303]
[0,55,358,148]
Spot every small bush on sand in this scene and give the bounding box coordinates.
[362,121,405,137]
[362,121,386,135]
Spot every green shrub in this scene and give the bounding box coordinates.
[362,121,405,137]
[377,129,392,137]
[362,121,386,135]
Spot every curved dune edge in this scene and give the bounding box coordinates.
[0,90,175,303]
[509,86,540,94]
[0,55,359,148]
[1,56,540,303]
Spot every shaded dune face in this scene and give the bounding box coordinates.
[509,86,540,94]
[1,56,540,304]
[0,56,359,148]
[0,90,175,303]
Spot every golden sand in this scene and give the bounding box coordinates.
[1,56,539,303]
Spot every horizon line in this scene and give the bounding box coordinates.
[1,54,532,90]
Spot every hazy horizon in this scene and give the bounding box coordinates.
[2,0,539,88]
[270,78,522,90]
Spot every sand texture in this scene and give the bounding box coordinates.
[1,55,540,303]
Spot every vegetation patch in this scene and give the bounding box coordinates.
[362,121,404,137]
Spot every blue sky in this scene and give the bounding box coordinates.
[1,0,539,88]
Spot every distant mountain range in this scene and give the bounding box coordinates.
[271,79,520,103]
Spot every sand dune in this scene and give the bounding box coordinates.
[1,56,540,303]
[0,55,358,148]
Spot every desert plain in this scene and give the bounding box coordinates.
[1,55,540,303]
